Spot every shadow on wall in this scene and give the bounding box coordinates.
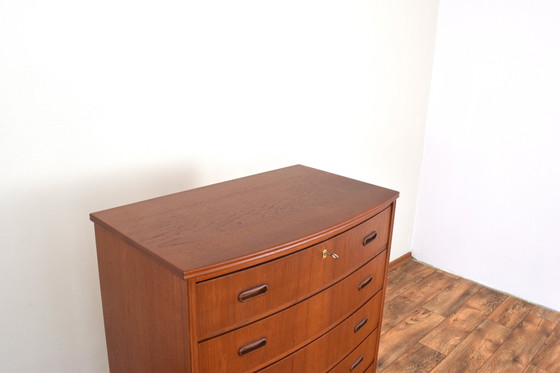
[1,162,201,371]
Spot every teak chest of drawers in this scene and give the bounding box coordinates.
[90,165,399,372]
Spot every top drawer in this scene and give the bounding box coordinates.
[195,206,392,339]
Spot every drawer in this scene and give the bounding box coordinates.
[329,329,379,373]
[198,252,386,373]
[258,293,382,373]
[195,207,392,339]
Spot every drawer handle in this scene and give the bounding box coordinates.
[238,284,269,302]
[357,275,373,291]
[350,355,364,371]
[363,231,378,246]
[354,317,368,333]
[238,337,267,356]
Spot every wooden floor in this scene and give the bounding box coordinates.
[378,258,560,373]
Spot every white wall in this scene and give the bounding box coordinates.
[0,1,438,371]
[414,0,560,311]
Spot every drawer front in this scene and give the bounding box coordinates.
[198,252,386,373]
[328,330,379,373]
[195,207,392,339]
[258,294,382,373]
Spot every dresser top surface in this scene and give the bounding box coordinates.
[90,165,399,278]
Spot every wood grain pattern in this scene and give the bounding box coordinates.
[394,259,436,279]
[382,343,445,373]
[524,365,551,373]
[381,258,560,373]
[479,313,555,372]
[91,165,399,278]
[382,271,455,333]
[328,331,379,373]
[423,278,481,317]
[488,296,535,329]
[195,210,390,339]
[463,287,509,315]
[377,308,445,371]
[95,225,188,373]
[430,319,511,373]
[420,287,507,355]
[388,252,412,270]
[531,323,560,372]
[385,270,422,303]
[420,304,487,355]
[369,203,397,373]
[198,255,385,372]
[259,296,382,373]
[92,166,399,373]
[531,306,560,325]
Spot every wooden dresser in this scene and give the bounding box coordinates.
[90,165,398,372]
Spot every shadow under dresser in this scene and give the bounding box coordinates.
[90,165,399,372]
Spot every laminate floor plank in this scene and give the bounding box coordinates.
[531,306,560,326]
[464,287,509,315]
[531,323,560,372]
[381,271,456,333]
[478,313,555,372]
[377,308,444,372]
[381,343,445,373]
[379,258,560,373]
[395,260,436,279]
[423,278,482,317]
[488,296,535,329]
[385,270,423,303]
[429,319,511,373]
[420,304,485,355]
[524,364,551,373]
[435,268,460,280]
[420,287,507,355]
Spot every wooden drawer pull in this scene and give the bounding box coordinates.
[350,355,364,371]
[363,231,378,246]
[354,317,368,333]
[357,275,373,291]
[238,337,267,356]
[238,284,268,302]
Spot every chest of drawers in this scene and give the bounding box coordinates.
[90,165,398,372]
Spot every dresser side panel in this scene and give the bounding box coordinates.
[95,224,189,372]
